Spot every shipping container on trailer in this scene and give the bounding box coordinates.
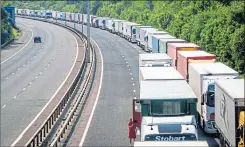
[159,38,186,53]
[188,62,239,134]
[214,79,245,147]
[135,26,152,45]
[148,31,169,52]
[139,53,172,67]
[139,67,184,82]
[177,51,216,81]
[139,28,158,51]
[151,34,176,53]
[167,43,200,69]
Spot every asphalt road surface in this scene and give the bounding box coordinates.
[1,18,78,146]
[52,20,219,147]
[25,18,219,146]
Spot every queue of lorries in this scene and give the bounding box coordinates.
[16,9,244,147]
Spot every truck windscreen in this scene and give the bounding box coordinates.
[151,101,186,116]
[206,92,214,107]
[144,134,197,141]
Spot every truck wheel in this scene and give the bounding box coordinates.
[203,120,207,134]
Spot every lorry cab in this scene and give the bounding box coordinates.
[134,141,209,147]
[139,53,173,68]
[133,80,198,140]
[141,116,198,141]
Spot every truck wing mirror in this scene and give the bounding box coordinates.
[201,95,204,105]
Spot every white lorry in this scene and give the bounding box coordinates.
[188,62,239,134]
[135,26,152,45]
[139,28,158,51]
[215,79,245,147]
[136,80,198,142]
[113,19,125,35]
[139,53,172,67]
[124,22,141,42]
[134,141,209,147]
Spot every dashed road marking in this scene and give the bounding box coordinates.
[130,73,132,75]
[12,73,15,75]
[131,78,134,80]
[35,76,38,79]
[23,64,25,67]
[18,68,20,71]
[2,105,6,108]
[23,88,26,91]
[6,77,8,80]
[39,72,43,75]
[129,69,131,71]
[127,65,129,67]
[133,90,136,93]
[132,83,135,86]
[13,96,16,99]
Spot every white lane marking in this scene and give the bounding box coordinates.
[1,25,33,64]
[132,83,135,86]
[5,77,8,80]
[131,78,134,80]
[39,72,43,75]
[124,58,126,60]
[13,96,17,99]
[12,73,15,75]
[29,82,32,85]
[129,68,131,71]
[2,105,6,108]
[23,64,25,67]
[79,38,103,146]
[127,65,129,67]
[130,73,132,75]
[27,60,30,63]
[31,58,33,60]
[126,61,128,64]
[18,68,20,71]
[11,28,79,147]
[22,88,26,91]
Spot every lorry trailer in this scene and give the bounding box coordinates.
[139,67,184,82]
[177,51,216,81]
[139,53,172,67]
[134,141,209,147]
[215,79,244,147]
[113,20,125,35]
[147,31,169,53]
[189,62,239,134]
[159,38,186,53]
[151,34,176,53]
[167,43,200,68]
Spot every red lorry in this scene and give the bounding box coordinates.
[177,50,216,81]
[167,43,200,69]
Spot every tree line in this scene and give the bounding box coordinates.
[12,0,245,76]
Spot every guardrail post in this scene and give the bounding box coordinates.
[36,135,39,146]
[40,130,42,142]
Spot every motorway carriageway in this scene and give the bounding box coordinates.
[0,18,80,146]
[52,19,219,147]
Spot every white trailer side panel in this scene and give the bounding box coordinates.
[215,82,236,146]
[148,31,169,50]
[215,79,244,147]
